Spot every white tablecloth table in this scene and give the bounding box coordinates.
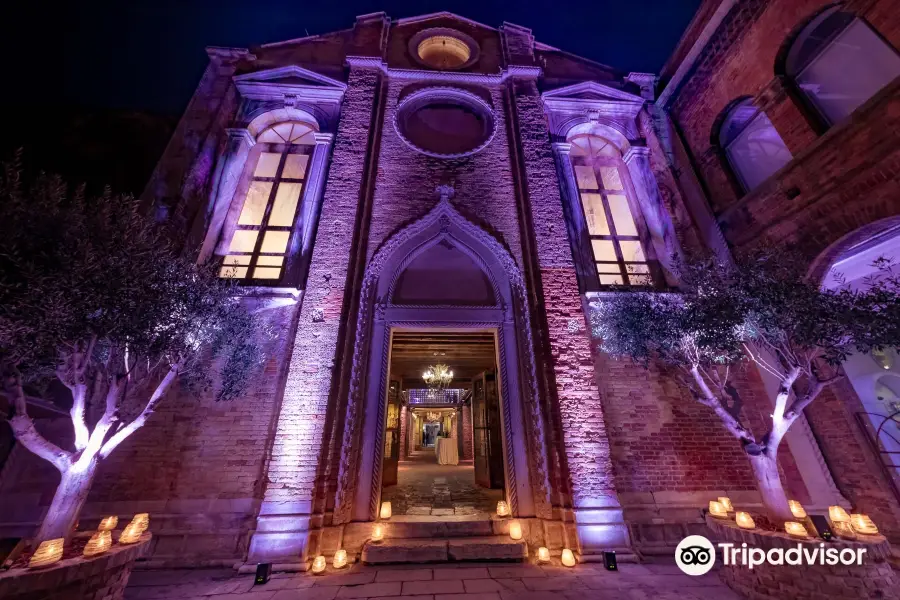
[435,438,459,465]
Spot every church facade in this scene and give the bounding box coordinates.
[2,2,899,569]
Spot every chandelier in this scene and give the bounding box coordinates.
[425,411,441,422]
[423,364,453,389]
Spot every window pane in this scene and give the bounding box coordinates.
[607,195,638,236]
[254,152,281,177]
[626,263,650,273]
[599,273,623,285]
[726,113,792,191]
[260,230,290,254]
[253,267,282,279]
[237,181,273,226]
[269,182,303,226]
[223,254,251,266]
[282,154,309,179]
[596,263,621,274]
[219,265,248,279]
[256,255,285,267]
[620,240,646,262]
[591,240,617,262]
[581,193,610,235]
[629,273,652,285]
[599,166,623,191]
[574,165,598,190]
[228,230,259,253]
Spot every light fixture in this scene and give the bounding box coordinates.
[829,505,851,524]
[380,502,392,520]
[496,501,510,517]
[735,512,756,530]
[311,555,327,574]
[708,500,728,519]
[98,516,118,532]
[129,513,149,534]
[28,538,64,568]
[118,521,143,544]
[718,497,733,512]
[537,547,550,563]
[83,530,112,557]
[851,514,878,535]
[561,548,576,567]
[509,520,523,540]
[789,500,807,520]
[372,523,385,543]
[831,520,857,540]
[423,364,453,389]
[333,549,348,569]
[785,521,810,538]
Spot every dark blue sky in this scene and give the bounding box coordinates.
[8,0,700,114]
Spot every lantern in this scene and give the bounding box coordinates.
[28,538,64,568]
[717,497,733,512]
[83,530,112,557]
[785,521,809,538]
[561,548,576,567]
[708,500,728,519]
[789,500,807,520]
[832,520,857,540]
[372,524,385,543]
[735,512,756,530]
[130,513,149,533]
[536,547,550,563]
[311,555,327,574]
[118,521,143,544]
[509,520,523,540]
[380,502,392,520]
[333,549,348,569]
[496,500,510,517]
[828,506,850,523]
[851,514,878,535]
[98,516,118,532]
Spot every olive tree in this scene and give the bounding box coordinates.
[0,162,265,543]
[592,253,899,521]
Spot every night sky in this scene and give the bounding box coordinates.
[8,0,701,115]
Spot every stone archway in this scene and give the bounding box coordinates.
[332,195,553,524]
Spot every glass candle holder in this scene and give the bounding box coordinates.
[118,521,143,544]
[536,547,550,563]
[789,500,807,520]
[83,530,112,557]
[561,548,576,567]
[372,524,385,543]
[509,520,523,540]
[311,555,327,574]
[828,505,850,523]
[717,497,733,512]
[98,516,118,532]
[496,500,510,517]
[708,500,728,519]
[785,521,809,538]
[850,514,878,535]
[333,549,348,569]
[380,502,392,520]
[28,538,64,569]
[735,512,756,530]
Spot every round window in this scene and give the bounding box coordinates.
[394,89,496,158]
[409,28,479,70]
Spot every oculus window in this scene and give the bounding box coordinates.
[719,99,793,192]
[409,28,479,70]
[786,7,900,126]
[394,88,495,158]
[220,121,314,282]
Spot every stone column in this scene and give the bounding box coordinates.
[198,128,255,263]
[462,403,474,461]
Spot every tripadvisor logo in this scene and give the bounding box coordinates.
[675,535,868,576]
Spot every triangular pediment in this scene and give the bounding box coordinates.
[234,65,347,90]
[395,11,498,31]
[542,81,642,104]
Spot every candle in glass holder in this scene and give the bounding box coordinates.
[28,538,64,568]
[333,549,348,569]
[785,521,809,538]
[98,516,118,532]
[561,548,576,567]
[829,506,850,524]
[372,523,385,543]
[83,530,112,557]
[718,497,733,512]
[311,555,327,574]
[735,512,756,530]
[380,502,392,520]
[118,521,143,544]
[509,520,523,540]
[130,513,149,533]
[708,500,728,519]
[536,547,550,563]
[850,514,878,535]
[832,520,857,540]
[789,500,807,520]
[496,500,510,517]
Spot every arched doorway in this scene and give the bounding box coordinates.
[331,197,553,524]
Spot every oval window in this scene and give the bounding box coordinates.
[395,89,495,158]
[409,28,479,71]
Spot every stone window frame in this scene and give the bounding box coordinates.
[408,27,481,71]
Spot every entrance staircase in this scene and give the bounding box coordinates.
[361,515,527,564]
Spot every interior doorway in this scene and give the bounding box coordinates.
[380,329,505,517]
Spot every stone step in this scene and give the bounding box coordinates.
[362,536,528,564]
[381,518,494,539]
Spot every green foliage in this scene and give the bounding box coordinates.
[0,160,265,402]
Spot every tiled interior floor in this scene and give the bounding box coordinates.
[124,559,741,600]
[380,451,503,516]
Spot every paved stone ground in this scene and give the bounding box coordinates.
[381,452,502,516]
[124,559,741,599]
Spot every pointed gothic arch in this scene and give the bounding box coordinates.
[332,197,554,523]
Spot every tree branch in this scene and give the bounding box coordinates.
[3,371,72,472]
[690,366,756,445]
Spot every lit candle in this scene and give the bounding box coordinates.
[380,502,392,520]
[735,512,756,530]
[537,547,550,563]
[311,555,327,574]
[561,548,576,567]
[785,521,809,538]
[832,520,857,540]
[28,538,64,568]
[850,514,878,535]
[708,500,728,519]
[83,530,112,557]
[509,520,523,540]
[718,497,733,512]
[98,516,118,532]
[333,549,348,569]
[496,500,510,517]
[118,521,143,544]
[372,524,385,543]
[789,500,807,520]
[829,506,850,524]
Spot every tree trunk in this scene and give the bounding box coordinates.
[747,452,793,522]
[34,460,97,543]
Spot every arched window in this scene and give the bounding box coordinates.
[220,121,316,281]
[785,6,900,126]
[719,99,793,192]
[568,134,653,286]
